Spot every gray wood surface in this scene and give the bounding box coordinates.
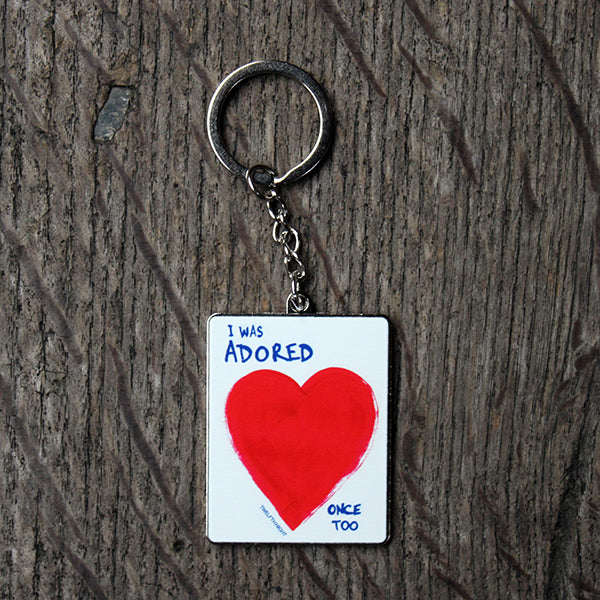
[1,0,599,598]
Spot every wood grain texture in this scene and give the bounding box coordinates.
[1,0,599,598]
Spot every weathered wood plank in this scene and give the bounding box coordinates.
[1,0,599,598]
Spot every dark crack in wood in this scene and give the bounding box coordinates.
[544,361,600,600]
[108,344,205,557]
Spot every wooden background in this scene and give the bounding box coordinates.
[1,0,599,598]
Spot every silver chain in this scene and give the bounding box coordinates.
[246,165,311,313]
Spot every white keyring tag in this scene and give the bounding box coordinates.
[207,315,389,543]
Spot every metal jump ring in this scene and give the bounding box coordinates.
[207,61,333,186]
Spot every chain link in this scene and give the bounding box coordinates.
[246,165,311,313]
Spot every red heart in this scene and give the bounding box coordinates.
[225,368,377,530]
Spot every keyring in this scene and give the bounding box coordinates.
[205,65,390,544]
[206,60,333,186]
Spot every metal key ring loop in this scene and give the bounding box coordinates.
[206,61,333,186]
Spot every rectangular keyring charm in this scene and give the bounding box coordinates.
[206,314,389,543]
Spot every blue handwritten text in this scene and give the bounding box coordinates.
[327,503,361,516]
[225,341,313,363]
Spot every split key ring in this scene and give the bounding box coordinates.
[206,60,333,186]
